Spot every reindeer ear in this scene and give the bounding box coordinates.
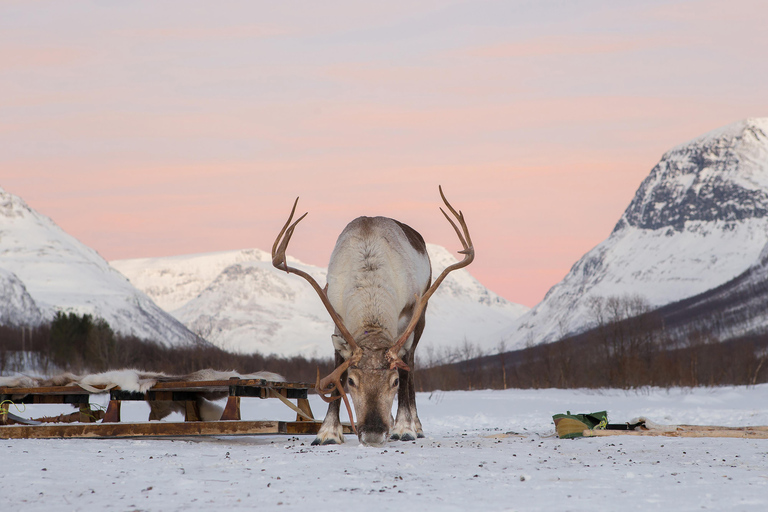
[331,334,353,359]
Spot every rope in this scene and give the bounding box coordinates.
[595,415,609,430]
[81,403,108,422]
[0,399,26,415]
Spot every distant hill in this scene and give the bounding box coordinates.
[111,245,529,357]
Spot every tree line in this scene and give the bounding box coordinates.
[416,294,768,391]
[0,312,333,384]
[2,299,767,391]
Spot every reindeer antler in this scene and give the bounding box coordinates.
[314,362,359,435]
[385,186,475,371]
[272,197,361,434]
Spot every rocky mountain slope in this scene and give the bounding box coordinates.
[112,245,529,358]
[0,268,43,327]
[503,118,768,347]
[649,239,768,342]
[0,187,201,347]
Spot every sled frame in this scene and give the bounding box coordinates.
[0,378,352,439]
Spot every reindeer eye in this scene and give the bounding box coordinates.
[392,378,399,388]
[348,377,356,388]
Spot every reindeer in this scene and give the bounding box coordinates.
[272,186,473,446]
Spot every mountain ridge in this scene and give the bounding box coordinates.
[0,186,202,347]
[112,244,529,357]
[617,118,768,232]
[503,118,768,348]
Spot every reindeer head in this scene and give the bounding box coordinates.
[272,186,473,446]
[330,333,401,446]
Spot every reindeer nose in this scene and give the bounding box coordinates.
[359,431,388,447]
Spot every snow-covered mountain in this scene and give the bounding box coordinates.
[111,245,528,358]
[502,118,768,348]
[0,187,202,346]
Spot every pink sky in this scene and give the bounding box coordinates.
[2,1,768,307]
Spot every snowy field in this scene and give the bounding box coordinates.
[3,385,768,511]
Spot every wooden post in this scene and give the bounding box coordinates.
[221,377,241,421]
[184,401,201,422]
[221,396,241,421]
[103,400,121,423]
[0,402,9,426]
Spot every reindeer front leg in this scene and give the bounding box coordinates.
[390,350,424,441]
[312,352,347,445]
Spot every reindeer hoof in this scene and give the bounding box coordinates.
[417,432,425,438]
[390,431,416,442]
[312,437,341,446]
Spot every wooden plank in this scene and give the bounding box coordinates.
[0,420,285,439]
[584,427,768,439]
[284,422,354,435]
[146,379,313,392]
[1,385,109,396]
[676,425,768,432]
[0,420,352,439]
[0,379,313,397]
[226,379,313,390]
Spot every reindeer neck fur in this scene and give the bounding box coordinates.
[327,216,431,357]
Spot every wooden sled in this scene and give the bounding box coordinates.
[0,377,352,439]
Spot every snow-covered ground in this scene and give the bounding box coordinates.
[3,385,767,511]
